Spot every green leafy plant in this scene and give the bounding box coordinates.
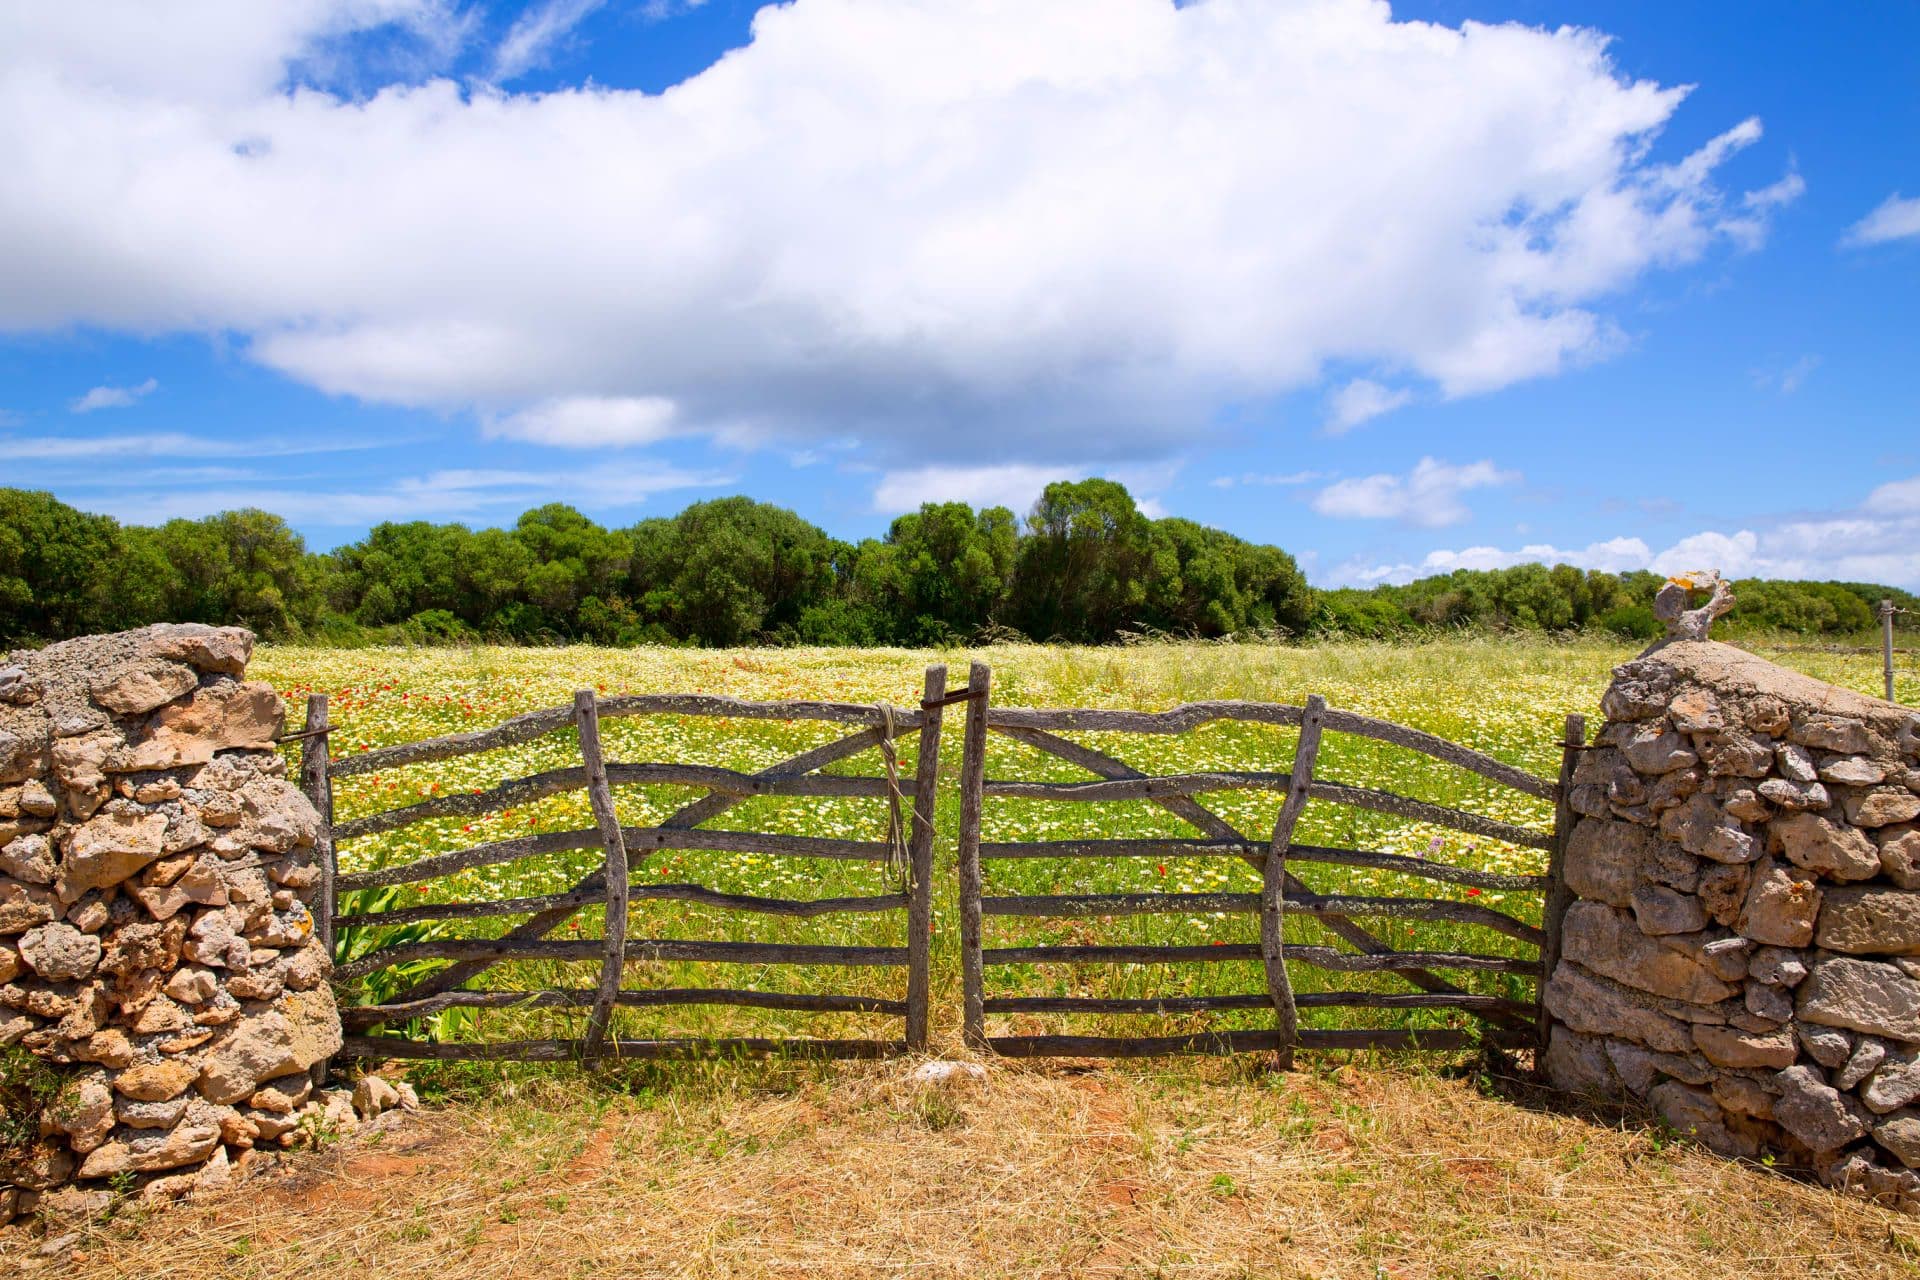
[0,1044,65,1153]
[332,885,480,1044]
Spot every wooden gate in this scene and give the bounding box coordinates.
[301,667,952,1061]
[953,661,1582,1059]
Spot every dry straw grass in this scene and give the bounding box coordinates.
[11,1054,1920,1280]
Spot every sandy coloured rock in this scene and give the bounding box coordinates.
[1770,812,1881,881]
[1560,902,1737,1003]
[55,810,169,903]
[120,680,282,770]
[1735,857,1820,947]
[1798,957,1920,1042]
[90,660,197,716]
[1816,885,1920,955]
[1773,1064,1870,1154]
[18,922,101,981]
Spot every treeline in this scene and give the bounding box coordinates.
[2,484,1912,649]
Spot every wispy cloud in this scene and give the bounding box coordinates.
[67,461,734,528]
[1752,354,1820,395]
[1208,471,1324,490]
[0,432,414,460]
[1842,194,1920,248]
[1325,379,1412,434]
[71,377,157,413]
[491,0,607,81]
[1312,458,1518,528]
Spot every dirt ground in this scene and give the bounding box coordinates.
[6,1056,1919,1280]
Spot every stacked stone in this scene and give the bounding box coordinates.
[0,624,341,1220]
[1545,638,1920,1210]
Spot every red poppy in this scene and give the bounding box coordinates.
[1465,887,1482,896]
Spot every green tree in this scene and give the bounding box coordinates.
[1010,479,1156,641]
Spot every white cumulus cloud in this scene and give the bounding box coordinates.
[1312,457,1519,528]
[871,460,1178,517]
[1330,472,1920,589]
[486,394,678,447]
[0,0,1792,463]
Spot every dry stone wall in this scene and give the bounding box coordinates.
[0,625,340,1221]
[1545,638,1920,1209]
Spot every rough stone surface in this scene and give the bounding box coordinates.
[1799,957,1920,1042]
[1771,813,1882,881]
[1631,883,1708,936]
[1545,637,1920,1210]
[1560,902,1736,1003]
[1692,1023,1797,1069]
[1773,1064,1869,1154]
[18,921,101,981]
[90,661,197,716]
[1542,961,1694,1053]
[1816,886,1920,955]
[0,623,335,1200]
[1864,1051,1920,1115]
[1736,858,1821,947]
[1874,1113,1920,1169]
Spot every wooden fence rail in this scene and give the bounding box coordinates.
[305,662,1581,1066]
[958,668,1579,1062]
[311,671,948,1061]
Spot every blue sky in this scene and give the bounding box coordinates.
[1,0,1916,586]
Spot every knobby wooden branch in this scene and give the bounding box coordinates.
[575,691,629,1058]
[986,723,1536,1035]
[299,692,334,1089]
[905,665,946,1050]
[1262,692,1323,1069]
[958,660,992,1051]
[1537,712,1585,1055]
[379,721,896,1007]
[331,695,927,778]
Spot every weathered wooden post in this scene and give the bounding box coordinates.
[575,690,630,1059]
[905,665,947,1051]
[1536,712,1583,1057]
[299,693,335,959]
[299,692,335,1087]
[958,661,991,1051]
[1262,694,1324,1070]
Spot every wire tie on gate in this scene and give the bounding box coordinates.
[920,687,984,710]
